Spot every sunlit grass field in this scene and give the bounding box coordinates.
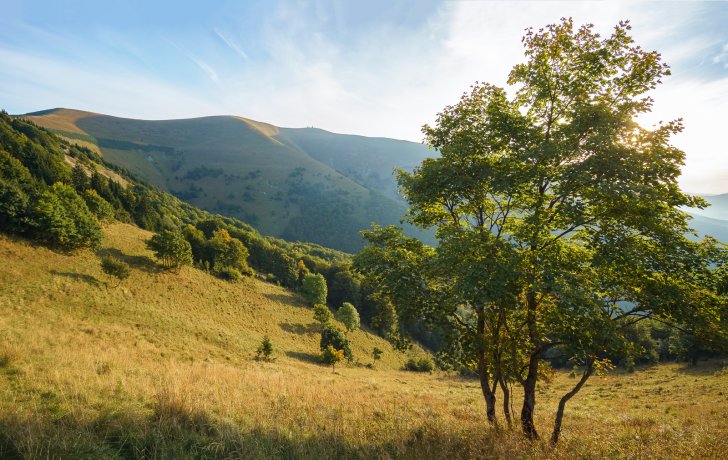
[1,224,726,458]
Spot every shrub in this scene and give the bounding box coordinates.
[216,266,243,282]
[404,357,435,373]
[336,302,360,332]
[320,324,353,361]
[313,303,333,325]
[100,255,130,286]
[301,273,327,306]
[256,335,274,361]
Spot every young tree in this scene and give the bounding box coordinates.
[336,302,361,332]
[320,324,353,361]
[100,255,130,286]
[355,18,727,442]
[313,303,334,326]
[209,228,252,276]
[372,347,383,366]
[146,230,193,271]
[256,335,274,361]
[321,345,344,372]
[301,273,327,306]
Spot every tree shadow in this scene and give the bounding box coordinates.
[674,359,726,376]
[263,292,306,307]
[279,322,319,336]
[49,270,100,286]
[96,248,160,273]
[285,350,321,364]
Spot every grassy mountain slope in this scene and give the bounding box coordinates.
[25,109,435,252]
[1,226,726,458]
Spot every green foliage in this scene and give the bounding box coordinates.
[372,347,383,363]
[256,335,274,361]
[0,150,33,233]
[146,230,193,271]
[336,302,360,332]
[355,18,728,440]
[321,344,344,371]
[404,357,434,373]
[32,182,102,250]
[83,189,115,222]
[320,324,353,361]
[313,303,334,325]
[302,273,327,306]
[209,228,252,276]
[100,256,130,286]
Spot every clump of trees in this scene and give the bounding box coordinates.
[403,357,435,373]
[354,18,728,444]
[146,230,193,271]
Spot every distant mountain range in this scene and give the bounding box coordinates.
[22,108,727,250]
[25,108,435,252]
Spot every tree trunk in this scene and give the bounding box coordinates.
[521,291,540,440]
[551,361,593,445]
[520,356,539,440]
[499,376,512,427]
[477,307,498,425]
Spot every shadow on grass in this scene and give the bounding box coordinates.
[0,396,489,459]
[279,321,319,336]
[285,350,321,364]
[96,247,160,273]
[263,292,306,307]
[674,359,726,376]
[49,270,100,286]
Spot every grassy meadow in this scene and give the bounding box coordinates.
[0,223,726,459]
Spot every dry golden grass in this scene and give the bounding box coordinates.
[0,224,726,459]
[26,108,98,135]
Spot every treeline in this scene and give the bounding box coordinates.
[0,111,412,342]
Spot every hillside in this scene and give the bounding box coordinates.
[1,224,726,458]
[24,108,435,252]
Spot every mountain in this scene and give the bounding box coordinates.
[685,193,728,243]
[24,108,435,252]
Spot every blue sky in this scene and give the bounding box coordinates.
[1,0,727,193]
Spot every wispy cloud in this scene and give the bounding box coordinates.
[214,28,249,61]
[188,55,219,83]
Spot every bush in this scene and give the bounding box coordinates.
[404,357,435,373]
[216,266,243,282]
[320,324,353,361]
[336,302,360,332]
[302,273,327,306]
[100,255,130,286]
[313,303,333,325]
[256,335,274,361]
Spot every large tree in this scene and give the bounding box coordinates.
[355,18,726,443]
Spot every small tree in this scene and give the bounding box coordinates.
[336,302,360,332]
[146,230,193,272]
[372,347,383,366]
[256,335,274,361]
[313,303,333,326]
[321,345,344,372]
[320,324,353,361]
[301,273,327,306]
[100,255,130,286]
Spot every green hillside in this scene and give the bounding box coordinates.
[24,109,435,252]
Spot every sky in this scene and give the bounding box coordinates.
[1,0,726,194]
